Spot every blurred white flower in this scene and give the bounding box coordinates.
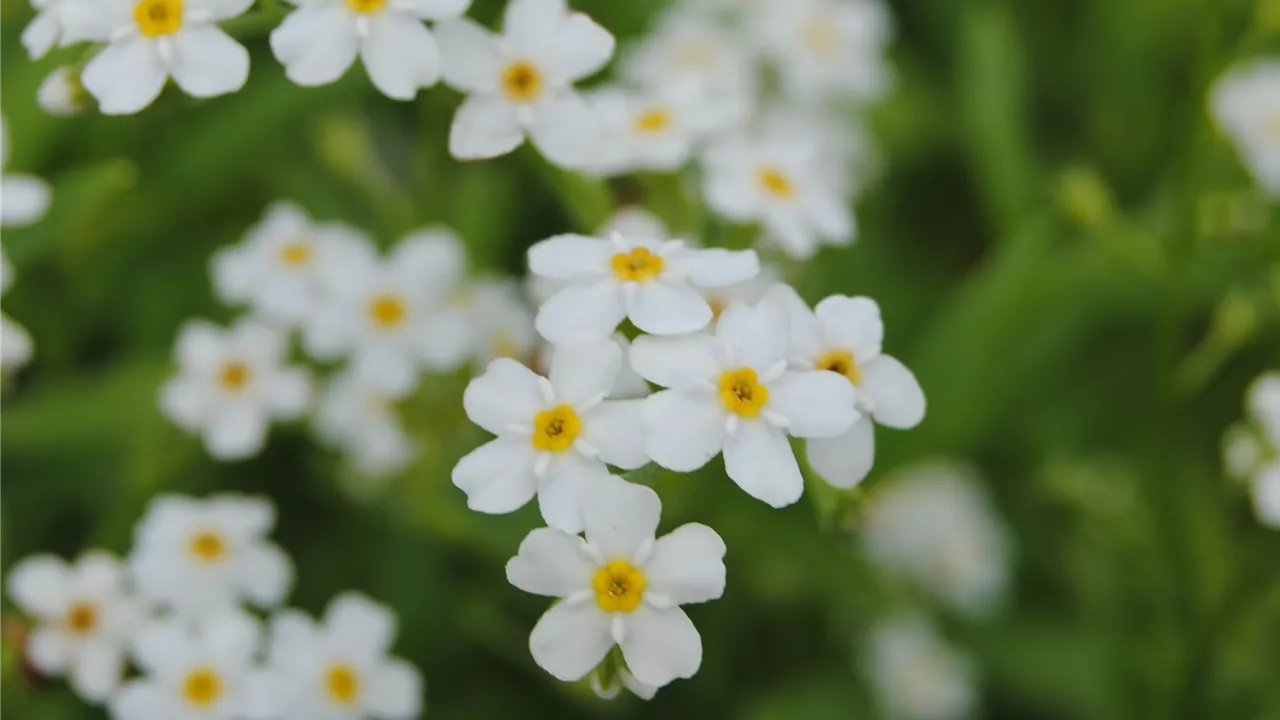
[752,0,892,103]
[1,116,52,228]
[257,593,422,720]
[507,478,726,688]
[22,0,71,59]
[590,665,658,701]
[1221,423,1263,479]
[302,227,472,396]
[1251,462,1280,529]
[586,81,733,176]
[1,245,34,373]
[129,494,294,618]
[1246,371,1280,448]
[528,232,759,343]
[865,617,977,720]
[110,611,262,720]
[270,0,469,100]
[631,296,858,507]
[771,286,925,488]
[454,340,647,532]
[37,66,88,116]
[861,462,1011,618]
[314,370,416,480]
[458,277,538,366]
[159,319,311,460]
[1227,371,1280,529]
[758,105,876,197]
[435,0,614,167]
[64,0,252,115]
[1210,59,1280,196]
[5,551,145,702]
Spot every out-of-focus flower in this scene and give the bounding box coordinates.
[21,0,71,59]
[256,593,423,720]
[458,278,538,366]
[64,0,252,115]
[313,371,416,480]
[861,462,1011,618]
[528,232,759,343]
[159,319,311,460]
[454,340,647,532]
[1246,371,1280,448]
[1,246,34,373]
[696,262,779,327]
[129,494,293,619]
[109,611,261,720]
[771,286,924,488]
[1210,59,1280,197]
[586,81,733,176]
[1,116,52,228]
[758,105,875,197]
[435,0,614,167]
[37,66,88,116]
[506,478,726,688]
[5,552,145,702]
[752,0,892,103]
[301,227,472,397]
[865,617,977,720]
[532,333,652,400]
[1251,462,1280,528]
[631,295,857,507]
[270,0,469,100]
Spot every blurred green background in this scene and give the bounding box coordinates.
[3,0,1280,717]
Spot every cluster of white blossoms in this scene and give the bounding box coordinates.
[1222,371,1280,528]
[1210,59,1280,197]
[864,617,977,720]
[1,115,52,377]
[5,493,424,719]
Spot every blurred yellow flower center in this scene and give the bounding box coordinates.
[816,348,861,385]
[65,602,98,635]
[369,294,407,328]
[634,107,673,134]
[611,247,665,282]
[325,664,361,705]
[279,240,313,266]
[1265,113,1280,141]
[675,42,715,70]
[501,61,543,102]
[189,530,227,563]
[344,0,385,12]
[707,297,727,321]
[719,367,768,417]
[592,559,646,612]
[532,404,581,453]
[182,667,223,707]
[219,361,251,392]
[804,20,838,54]
[757,167,795,199]
[133,0,182,37]
[492,332,519,360]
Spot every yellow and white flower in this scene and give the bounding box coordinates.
[1210,59,1280,197]
[865,617,977,720]
[752,0,893,103]
[1,116,52,228]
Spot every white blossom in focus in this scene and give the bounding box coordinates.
[314,371,416,481]
[1,245,34,373]
[1210,59,1280,196]
[1,116,52,228]
[865,617,977,720]
[752,0,892,103]
[37,66,88,116]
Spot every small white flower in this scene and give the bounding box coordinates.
[64,0,253,115]
[771,285,924,488]
[1246,371,1280,448]
[314,370,416,480]
[631,295,858,508]
[212,202,371,329]
[38,66,89,116]
[865,617,977,720]
[22,0,71,59]
[506,478,726,688]
[752,0,893,103]
[458,277,538,366]
[528,231,759,343]
[128,494,294,618]
[702,131,854,259]
[586,81,733,176]
[1,245,34,373]
[1251,461,1280,529]
[159,318,312,460]
[270,0,469,100]
[435,0,615,167]
[861,462,1011,618]
[454,339,648,532]
[1,116,52,228]
[256,593,423,720]
[758,104,876,197]
[5,551,145,702]
[110,611,262,720]
[302,227,473,396]
[1210,59,1280,196]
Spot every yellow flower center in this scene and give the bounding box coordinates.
[278,240,313,267]
[219,361,251,392]
[815,348,861,385]
[325,664,361,705]
[610,247,665,282]
[189,530,227,563]
[368,294,407,328]
[719,367,769,417]
[592,559,646,613]
[344,0,385,12]
[133,0,182,37]
[532,404,581,453]
[182,667,223,708]
[501,61,543,102]
[804,20,839,54]
[65,602,98,635]
[633,107,673,135]
[758,166,796,199]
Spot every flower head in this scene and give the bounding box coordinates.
[38,66,89,116]
[752,0,893,103]
[585,80,734,176]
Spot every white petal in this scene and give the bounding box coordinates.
[351,346,419,397]
[670,248,760,289]
[723,420,803,507]
[240,544,293,608]
[449,94,524,160]
[527,234,613,280]
[641,389,725,472]
[528,599,613,682]
[270,4,359,87]
[626,280,713,336]
[361,13,440,100]
[203,404,269,460]
[266,368,311,418]
[110,680,183,720]
[538,453,609,533]
[7,555,70,617]
[434,18,501,92]
[58,0,129,44]
[69,639,124,701]
[861,355,925,429]
[506,527,594,597]
[392,228,466,290]
[643,523,726,605]
[805,190,855,244]
[715,295,789,371]
[71,551,126,599]
[402,0,469,19]
[805,419,875,489]
[767,371,857,438]
[815,295,882,359]
[629,334,722,390]
[451,437,539,514]
[416,307,473,371]
[530,93,600,169]
[0,176,51,227]
[194,0,256,20]
[535,279,626,344]
[175,319,225,371]
[203,610,262,665]
[767,284,824,362]
[365,659,424,718]
[549,339,621,406]
[326,592,396,658]
[169,26,250,98]
[583,477,660,560]
[545,11,614,82]
[130,618,190,674]
[502,0,566,56]
[26,628,71,673]
[580,400,647,469]
[618,605,701,688]
[21,11,60,60]
[463,357,546,435]
[82,36,168,115]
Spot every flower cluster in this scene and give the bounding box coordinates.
[1222,371,1280,528]
[4,494,423,719]
[1210,59,1280,197]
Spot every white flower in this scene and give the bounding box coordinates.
[270,0,468,100]
[861,462,1011,618]
[528,231,759,343]
[771,285,925,488]
[702,131,854,259]
[110,611,262,720]
[1210,59,1280,196]
[1251,461,1280,529]
[5,552,145,702]
[865,618,977,720]
[454,339,648,532]
[458,277,538,366]
[435,0,615,167]
[506,478,726,688]
[1246,371,1280,448]
[1,245,34,373]
[752,0,892,103]
[212,202,371,329]
[630,296,858,507]
[159,318,311,460]
[314,371,416,480]
[38,66,89,116]
[22,0,71,59]
[758,104,876,197]
[256,593,423,720]
[128,494,294,618]
[302,227,473,396]
[534,333,651,402]
[1,116,52,228]
[64,0,252,115]
[585,81,733,176]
